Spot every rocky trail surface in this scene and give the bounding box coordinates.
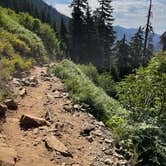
[0,65,128,166]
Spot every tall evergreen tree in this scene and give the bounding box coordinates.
[130,27,144,69]
[83,3,101,65]
[70,0,87,62]
[116,34,131,77]
[60,17,69,57]
[94,0,115,68]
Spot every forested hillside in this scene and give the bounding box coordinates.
[0,0,166,166]
[0,0,69,32]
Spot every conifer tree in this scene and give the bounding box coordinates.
[130,27,144,69]
[116,34,131,77]
[70,0,87,62]
[83,3,101,65]
[94,0,115,68]
[60,17,69,57]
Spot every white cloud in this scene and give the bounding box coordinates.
[53,0,166,34]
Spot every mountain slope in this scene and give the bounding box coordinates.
[114,26,161,51]
[114,25,160,43]
[0,0,69,25]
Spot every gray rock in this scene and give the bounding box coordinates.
[80,126,95,137]
[45,135,72,157]
[19,88,27,97]
[104,159,113,165]
[20,114,50,129]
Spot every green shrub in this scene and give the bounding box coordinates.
[117,52,166,119]
[78,64,117,97]
[115,52,166,165]
[49,59,127,126]
[0,8,47,59]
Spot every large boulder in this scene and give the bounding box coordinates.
[0,145,17,166]
[45,135,72,157]
[0,103,7,116]
[20,114,50,129]
[4,99,18,110]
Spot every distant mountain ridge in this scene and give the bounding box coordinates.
[114,26,161,51]
[114,26,160,44]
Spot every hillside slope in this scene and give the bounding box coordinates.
[0,0,69,25]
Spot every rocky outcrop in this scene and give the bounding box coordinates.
[20,114,50,129]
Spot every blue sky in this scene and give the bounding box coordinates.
[45,0,166,34]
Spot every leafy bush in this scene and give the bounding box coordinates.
[115,52,166,165]
[18,13,60,57]
[78,64,99,83]
[117,52,166,119]
[0,8,47,59]
[78,64,117,97]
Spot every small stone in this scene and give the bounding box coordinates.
[80,126,95,137]
[91,129,103,137]
[30,82,37,87]
[19,88,27,97]
[73,104,81,110]
[105,139,113,144]
[86,136,94,143]
[104,149,114,155]
[12,78,21,87]
[104,159,113,165]
[4,99,18,110]
[63,105,73,112]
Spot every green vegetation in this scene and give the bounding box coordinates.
[48,60,127,125]
[0,7,60,101]
[115,52,166,166]
[49,52,166,165]
[78,64,116,97]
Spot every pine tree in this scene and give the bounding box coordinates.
[130,27,144,69]
[161,32,166,51]
[69,0,87,62]
[83,3,101,65]
[94,0,115,69]
[116,34,131,77]
[60,17,69,57]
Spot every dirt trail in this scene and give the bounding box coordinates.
[1,66,128,166]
